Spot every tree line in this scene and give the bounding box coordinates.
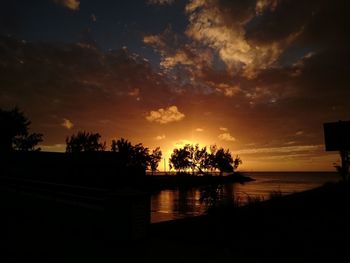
[0,107,242,174]
[65,132,163,174]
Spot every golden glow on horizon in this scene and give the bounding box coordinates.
[40,126,339,172]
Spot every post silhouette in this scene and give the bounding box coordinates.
[324,121,350,180]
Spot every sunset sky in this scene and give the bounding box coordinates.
[1,0,350,171]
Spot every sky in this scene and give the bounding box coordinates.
[1,0,350,171]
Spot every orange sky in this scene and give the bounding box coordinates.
[40,116,340,172]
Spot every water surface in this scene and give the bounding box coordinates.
[151,172,339,223]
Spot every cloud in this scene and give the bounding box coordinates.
[219,127,228,132]
[144,29,213,73]
[41,144,66,152]
[285,141,296,145]
[215,83,241,97]
[174,139,200,148]
[218,133,236,142]
[295,130,304,136]
[255,0,279,14]
[62,118,74,129]
[143,35,166,49]
[0,36,165,107]
[147,0,175,6]
[146,106,185,124]
[143,26,263,102]
[195,128,204,132]
[0,35,171,146]
[185,0,299,78]
[54,0,80,10]
[160,49,195,69]
[128,88,140,97]
[236,145,323,155]
[155,134,166,140]
[142,0,344,110]
[143,0,350,111]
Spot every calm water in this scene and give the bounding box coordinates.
[151,172,340,223]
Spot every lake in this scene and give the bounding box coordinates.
[151,172,340,223]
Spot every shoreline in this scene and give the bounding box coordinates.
[147,172,254,190]
[144,180,349,261]
[151,179,343,226]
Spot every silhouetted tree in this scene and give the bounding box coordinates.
[111,138,161,171]
[149,147,162,174]
[111,138,134,167]
[111,138,133,165]
[132,143,150,170]
[208,145,241,175]
[169,147,191,173]
[169,144,242,175]
[0,107,43,153]
[233,155,242,170]
[169,144,210,174]
[185,144,209,174]
[65,131,106,152]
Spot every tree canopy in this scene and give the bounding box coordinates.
[169,144,209,173]
[0,107,43,152]
[169,144,242,175]
[111,138,162,172]
[149,147,162,174]
[66,131,106,152]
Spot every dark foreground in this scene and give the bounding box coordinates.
[148,181,350,262]
[3,180,350,262]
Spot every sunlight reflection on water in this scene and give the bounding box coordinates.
[151,172,340,223]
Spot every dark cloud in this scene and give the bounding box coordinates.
[53,0,80,11]
[246,0,350,49]
[0,35,171,143]
[246,1,314,44]
[298,0,350,47]
[218,0,257,24]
